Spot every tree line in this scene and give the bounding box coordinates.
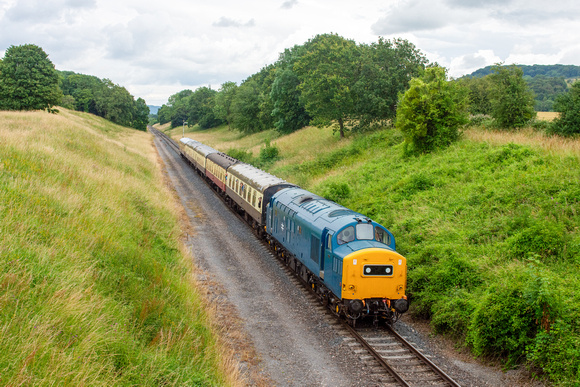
[157,34,429,138]
[465,64,580,111]
[0,44,149,131]
[158,33,580,148]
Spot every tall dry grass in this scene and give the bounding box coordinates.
[465,126,580,160]
[1,109,237,386]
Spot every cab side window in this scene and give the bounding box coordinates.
[337,226,355,245]
[374,227,391,245]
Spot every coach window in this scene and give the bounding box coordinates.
[337,226,355,245]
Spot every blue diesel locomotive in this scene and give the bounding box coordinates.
[179,137,408,325]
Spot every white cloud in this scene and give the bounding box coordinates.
[1,0,579,105]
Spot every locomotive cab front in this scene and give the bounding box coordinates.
[331,221,408,323]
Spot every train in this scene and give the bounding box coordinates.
[179,137,409,326]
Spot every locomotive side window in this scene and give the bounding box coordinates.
[374,227,391,245]
[337,226,355,245]
[356,223,374,240]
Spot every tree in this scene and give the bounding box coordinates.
[396,66,468,154]
[213,81,238,129]
[166,90,193,128]
[353,38,427,130]
[188,87,222,129]
[94,79,136,127]
[270,68,311,133]
[133,98,150,131]
[456,76,493,115]
[0,44,61,112]
[230,79,262,133]
[489,64,536,128]
[294,33,360,138]
[549,81,580,136]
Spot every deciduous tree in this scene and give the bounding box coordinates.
[0,44,61,112]
[549,81,580,136]
[354,38,427,130]
[489,64,536,128]
[213,81,238,129]
[294,33,360,138]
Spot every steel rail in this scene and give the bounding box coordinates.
[386,325,461,387]
[342,321,411,386]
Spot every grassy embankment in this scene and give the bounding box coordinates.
[1,110,237,386]
[171,118,580,386]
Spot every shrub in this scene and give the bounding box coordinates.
[258,139,280,165]
[468,114,493,127]
[548,81,580,137]
[320,181,351,202]
[396,66,469,154]
[507,220,567,262]
[226,147,254,164]
[467,274,537,365]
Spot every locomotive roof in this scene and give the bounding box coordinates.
[272,187,368,230]
[228,162,293,191]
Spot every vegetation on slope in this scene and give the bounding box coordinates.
[1,110,235,385]
[177,123,580,385]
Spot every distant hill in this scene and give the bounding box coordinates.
[467,64,580,79]
[148,105,160,115]
[464,64,580,111]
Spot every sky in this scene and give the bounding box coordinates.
[1,0,579,106]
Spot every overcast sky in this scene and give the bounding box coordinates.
[1,0,579,106]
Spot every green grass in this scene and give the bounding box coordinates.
[1,110,235,386]
[181,123,580,385]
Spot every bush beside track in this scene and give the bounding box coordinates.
[174,123,580,385]
[0,110,234,386]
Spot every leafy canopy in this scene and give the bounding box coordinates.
[0,44,61,112]
[549,80,580,136]
[489,63,536,128]
[294,33,360,138]
[396,66,468,154]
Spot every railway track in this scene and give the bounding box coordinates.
[150,128,462,387]
[149,126,180,153]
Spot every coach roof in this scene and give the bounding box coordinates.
[228,162,292,192]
